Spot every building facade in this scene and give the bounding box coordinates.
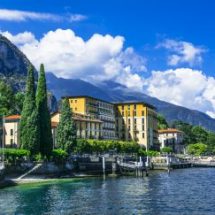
[2,97,159,150]
[158,128,184,153]
[51,112,103,147]
[4,115,20,148]
[114,102,158,150]
[66,96,116,139]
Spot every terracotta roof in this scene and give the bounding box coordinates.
[158,128,183,134]
[5,115,21,120]
[51,121,58,128]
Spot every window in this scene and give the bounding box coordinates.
[10,139,13,145]
[134,111,137,116]
[75,100,77,103]
[134,119,137,124]
[75,107,77,111]
[134,104,136,110]
[128,111,130,116]
[70,100,73,103]
[142,110,144,116]
[142,133,145,138]
[128,119,131,124]
[10,129,13,136]
[122,105,124,110]
[122,111,124,116]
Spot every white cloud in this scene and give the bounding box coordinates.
[2,29,146,92]
[145,68,215,118]
[158,39,205,66]
[69,14,87,22]
[3,29,215,117]
[1,31,37,45]
[0,9,87,22]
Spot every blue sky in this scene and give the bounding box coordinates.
[1,0,215,73]
[0,0,215,75]
[1,0,215,116]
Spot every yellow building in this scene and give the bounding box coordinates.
[114,102,158,150]
[64,96,116,139]
[51,112,103,146]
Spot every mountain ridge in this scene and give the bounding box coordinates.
[46,72,215,132]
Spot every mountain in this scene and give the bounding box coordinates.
[0,34,57,112]
[46,73,215,132]
[46,72,113,101]
[0,34,36,91]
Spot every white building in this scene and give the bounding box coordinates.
[158,128,184,153]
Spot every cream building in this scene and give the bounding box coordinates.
[114,102,158,150]
[4,115,20,147]
[158,128,184,153]
[51,112,103,147]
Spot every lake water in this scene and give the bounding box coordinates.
[0,168,215,215]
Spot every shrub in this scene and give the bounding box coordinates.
[187,143,207,156]
[74,139,92,154]
[0,148,30,165]
[161,147,173,154]
[52,149,68,163]
[145,150,159,157]
[73,139,142,155]
[34,153,43,162]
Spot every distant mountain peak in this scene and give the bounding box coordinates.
[0,34,36,91]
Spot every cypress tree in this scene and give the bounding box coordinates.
[56,99,77,153]
[20,65,40,154]
[36,64,53,158]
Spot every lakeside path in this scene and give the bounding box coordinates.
[0,174,103,188]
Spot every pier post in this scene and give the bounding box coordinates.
[145,156,149,177]
[167,155,170,174]
[102,156,106,175]
[112,162,116,175]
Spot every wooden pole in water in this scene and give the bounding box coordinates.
[167,154,170,174]
[102,156,105,175]
[145,156,149,177]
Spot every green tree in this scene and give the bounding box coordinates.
[192,126,208,143]
[157,114,169,129]
[36,64,53,158]
[20,65,40,155]
[161,146,173,154]
[187,143,207,156]
[172,121,195,144]
[206,132,215,154]
[14,92,25,114]
[56,98,76,153]
[0,81,16,115]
